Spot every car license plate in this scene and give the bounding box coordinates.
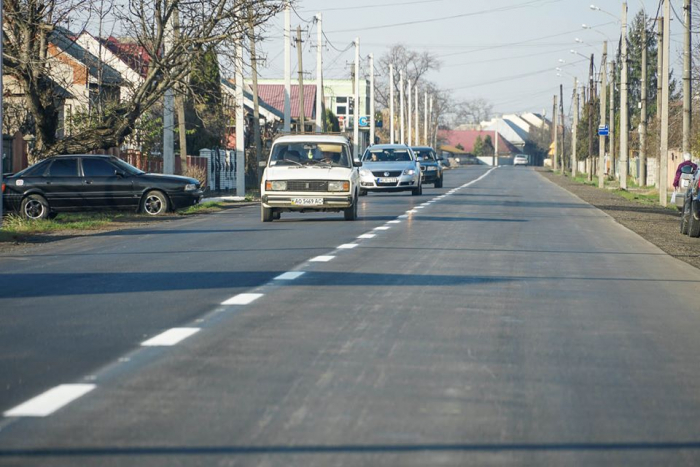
[682,180,690,188]
[378,177,397,183]
[291,198,323,206]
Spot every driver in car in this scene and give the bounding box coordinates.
[673,152,697,189]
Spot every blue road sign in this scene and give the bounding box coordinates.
[598,125,609,136]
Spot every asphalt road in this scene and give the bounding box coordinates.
[2,166,700,466]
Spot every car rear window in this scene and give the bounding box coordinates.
[47,159,78,177]
[83,158,117,177]
[16,160,50,177]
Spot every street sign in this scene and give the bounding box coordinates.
[598,125,609,137]
[359,116,369,127]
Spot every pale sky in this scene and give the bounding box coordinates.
[256,0,686,121]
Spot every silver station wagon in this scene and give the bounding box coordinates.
[359,144,422,196]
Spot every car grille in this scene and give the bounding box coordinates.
[372,170,402,177]
[286,180,329,192]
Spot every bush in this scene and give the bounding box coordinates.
[183,163,207,188]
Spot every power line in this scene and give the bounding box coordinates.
[326,0,563,34]
[298,0,456,12]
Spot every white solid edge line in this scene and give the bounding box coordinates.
[222,293,264,306]
[338,243,359,249]
[141,328,201,347]
[274,271,306,280]
[310,255,335,262]
[4,384,96,417]
[358,234,376,239]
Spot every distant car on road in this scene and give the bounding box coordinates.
[2,154,203,219]
[411,146,444,188]
[260,134,361,222]
[359,144,422,196]
[514,155,529,166]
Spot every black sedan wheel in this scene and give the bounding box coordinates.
[21,194,50,220]
[142,190,169,216]
[689,203,700,238]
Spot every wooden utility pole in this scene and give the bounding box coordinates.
[315,13,323,133]
[560,84,565,173]
[248,6,262,186]
[588,53,595,182]
[609,60,616,179]
[572,79,579,178]
[683,0,692,154]
[552,95,558,171]
[660,0,671,206]
[656,16,664,187]
[296,26,305,131]
[599,41,607,188]
[640,25,648,186]
[620,2,629,189]
[173,8,187,173]
[283,2,291,132]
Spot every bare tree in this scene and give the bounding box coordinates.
[3,0,285,158]
[452,98,493,126]
[376,44,441,110]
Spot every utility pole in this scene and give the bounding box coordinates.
[248,5,262,186]
[296,26,305,131]
[572,78,579,178]
[599,41,607,188]
[162,16,175,174]
[315,13,323,133]
[683,0,692,154]
[560,83,565,173]
[415,85,419,146]
[235,41,245,197]
[660,0,671,206]
[400,70,405,145]
[640,26,648,186]
[353,37,360,158]
[656,16,663,187]
[283,1,291,132]
[173,8,187,173]
[429,95,433,147]
[369,53,375,146]
[553,95,558,171]
[620,2,629,190]
[424,91,428,145]
[588,53,594,182]
[494,128,498,167]
[0,0,4,227]
[609,60,616,179]
[389,64,395,144]
[407,80,412,146]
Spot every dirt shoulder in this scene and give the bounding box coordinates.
[538,169,700,271]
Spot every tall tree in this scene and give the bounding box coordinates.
[186,46,225,153]
[2,0,284,158]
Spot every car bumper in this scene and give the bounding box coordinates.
[2,192,22,213]
[262,193,353,209]
[360,175,420,191]
[421,170,440,182]
[169,190,204,210]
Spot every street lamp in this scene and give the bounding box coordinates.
[589,4,620,22]
[582,24,611,40]
[570,49,589,60]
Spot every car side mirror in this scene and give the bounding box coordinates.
[259,161,267,168]
[353,159,363,167]
[115,170,126,178]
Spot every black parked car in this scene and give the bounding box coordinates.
[2,154,203,219]
[410,146,444,188]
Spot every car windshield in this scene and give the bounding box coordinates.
[362,148,413,162]
[269,142,351,167]
[111,157,144,175]
[412,149,436,162]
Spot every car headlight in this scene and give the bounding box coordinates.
[427,166,437,171]
[360,169,373,178]
[184,183,198,191]
[403,169,416,176]
[265,180,287,191]
[328,181,350,192]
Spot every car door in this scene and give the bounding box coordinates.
[43,158,82,210]
[80,157,135,208]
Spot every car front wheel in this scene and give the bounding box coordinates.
[344,196,358,221]
[21,194,50,220]
[142,190,169,216]
[261,205,273,222]
[688,202,700,238]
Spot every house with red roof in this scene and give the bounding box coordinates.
[439,129,521,166]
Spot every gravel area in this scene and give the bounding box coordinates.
[538,169,700,271]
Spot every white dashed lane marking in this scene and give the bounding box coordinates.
[338,244,359,249]
[222,293,264,306]
[4,384,96,417]
[274,271,306,280]
[374,226,391,231]
[358,234,376,239]
[388,220,401,224]
[310,255,335,262]
[141,328,201,347]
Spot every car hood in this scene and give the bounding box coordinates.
[361,161,417,171]
[265,165,353,181]
[139,173,199,184]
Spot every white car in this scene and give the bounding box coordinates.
[513,155,529,166]
[359,144,423,196]
[260,135,361,222]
